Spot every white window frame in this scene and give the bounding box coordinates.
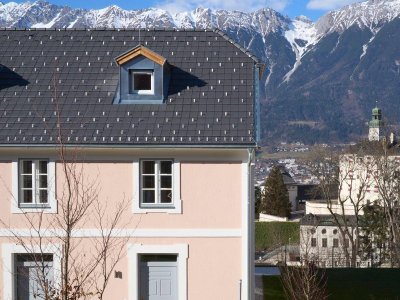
[132,159,181,214]
[11,158,57,214]
[19,159,49,207]
[130,70,154,95]
[128,243,188,300]
[140,159,173,207]
[1,243,62,300]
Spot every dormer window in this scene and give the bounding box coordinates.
[114,45,169,104]
[130,70,154,94]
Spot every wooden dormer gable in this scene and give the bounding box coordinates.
[115,45,166,66]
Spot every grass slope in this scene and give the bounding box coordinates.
[255,221,300,251]
[262,268,400,299]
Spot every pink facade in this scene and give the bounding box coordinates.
[0,148,254,300]
[0,28,259,300]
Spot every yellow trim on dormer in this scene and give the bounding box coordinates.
[116,45,166,66]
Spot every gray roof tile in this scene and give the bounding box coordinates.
[0,28,258,146]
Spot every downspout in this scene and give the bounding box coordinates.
[241,62,261,300]
[242,62,261,300]
[247,148,255,300]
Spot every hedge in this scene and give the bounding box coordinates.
[255,221,300,251]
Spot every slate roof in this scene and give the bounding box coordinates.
[0,28,260,147]
[300,214,357,227]
[278,165,296,185]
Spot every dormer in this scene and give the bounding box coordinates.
[114,45,170,104]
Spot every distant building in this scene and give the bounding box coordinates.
[279,166,299,212]
[368,106,384,142]
[300,214,375,268]
[301,106,394,268]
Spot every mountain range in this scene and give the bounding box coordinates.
[1,0,400,145]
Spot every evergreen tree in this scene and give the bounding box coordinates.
[360,204,389,265]
[261,166,291,218]
[255,186,262,219]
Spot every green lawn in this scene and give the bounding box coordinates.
[262,269,400,299]
[262,276,286,300]
[255,222,300,251]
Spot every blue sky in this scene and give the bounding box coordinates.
[4,0,363,20]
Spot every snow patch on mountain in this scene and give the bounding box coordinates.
[316,0,400,35]
[0,1,33,24]
[360,28,380,59]
[31,11,60,28]
[283,16,317,82]
[173,11,195,28]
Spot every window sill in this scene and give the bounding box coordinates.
[117,99,165,105]
[133,200,182,214]
[130,91,154,95]
[12,202,57,214]
[19,203,51,208]
[140,204,174,208]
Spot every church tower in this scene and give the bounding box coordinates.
[368,106,383,141]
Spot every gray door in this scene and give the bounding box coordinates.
[15,254,53,300]
[139,259,178,300]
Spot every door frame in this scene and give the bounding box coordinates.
[15,254,54,300]
[2,243,62,300]
[128,244,188,300]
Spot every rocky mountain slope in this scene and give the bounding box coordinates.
[1,0,400,144]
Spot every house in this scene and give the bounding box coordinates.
[301,107,395,268]
[299,214,374,268]
[0,28,262,300]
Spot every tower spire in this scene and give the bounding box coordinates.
[368,104,383,141]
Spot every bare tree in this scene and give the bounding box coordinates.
[0,75,132,300]
[305,145,374,267]
[1,152,130,299]
[370,146,400,266]
[277,220,329,300]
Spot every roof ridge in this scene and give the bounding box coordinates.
[0,27,215,32]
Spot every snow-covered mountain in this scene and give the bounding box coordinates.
[316,0,400,34]
[1,0,400,144]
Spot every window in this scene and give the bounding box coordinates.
[333,229,338,235]
[344,239,350,248]
[321,228,326,234]
[311,238,317,247]
[133,159,181,214]
[333,238,339,247]
[130,70,154,94]
[12,159,56,213]
[15,254,53,300]
[141,160,173,207]
[19,160,49,207]
[322,238,327,248]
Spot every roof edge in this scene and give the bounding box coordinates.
[213,28,261,64]
[0,143,257,149]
